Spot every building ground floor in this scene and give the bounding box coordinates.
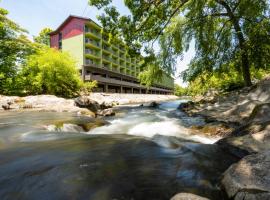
[81,65,173,95]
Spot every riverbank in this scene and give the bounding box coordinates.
[180,76,270,199]
[0,93,179,114]
[87,93,179,105]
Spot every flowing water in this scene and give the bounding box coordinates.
[0,100,237,200]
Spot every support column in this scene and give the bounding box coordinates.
[82,66,86,81]
[104,84,108,93]
[120,86,123,93]
[139,88,141,94]
[131,88,134,94]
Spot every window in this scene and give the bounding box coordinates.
[58,32,62,49]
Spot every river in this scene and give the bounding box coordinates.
[0,100,238,200]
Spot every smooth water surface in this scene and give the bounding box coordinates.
[0,100,237,200]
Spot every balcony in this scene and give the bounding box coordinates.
[111,58,118,65]
[85,49,100,58]
[85,27,101,39]
[85,39,101,49]
[85,59,100,67]
[102,56,111,63]
[102,46,111,54]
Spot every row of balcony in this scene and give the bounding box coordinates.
[85,59,139,77]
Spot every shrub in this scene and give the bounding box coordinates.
[19,47,83,98]
[80,81,98,96]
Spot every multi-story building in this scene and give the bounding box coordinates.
[50,15,174,94]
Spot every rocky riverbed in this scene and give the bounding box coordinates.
[1,84,269,199]
[0,93,179,115]
[179,76,270,199]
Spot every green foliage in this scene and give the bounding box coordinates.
[80,81,98,96]
[184,66,270,96]
[0,7,35,94]
[89,0,270,87]
[18,47,83,98]
[174,84,188,96]
[34,27,53,46]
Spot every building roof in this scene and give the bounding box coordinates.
[49,15,101,35]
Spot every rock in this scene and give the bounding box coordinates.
[247,103,270,123]
[74,96,100,112]
[45,118,109,132]
[222,151,270,200]
[178,101,195,111]
[97,108,115,117]
[217,121,270,156]
[170,193,210,200]
[2,104,10,110]
[191,122,233,137]
[193,89,219,104]
[99,101,113,110]
[79,119,110,131]
[149,101,159,108]
[46,123,85,132]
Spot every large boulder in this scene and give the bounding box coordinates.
[97,108,115,117]
[247,76,270,102]
[178,101,195,112]
[217,120,270,157]
[247,103,270,123]
[74,96,100,113]
[222,151,270,200]
[170,193,210,200]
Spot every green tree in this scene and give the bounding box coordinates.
[174,84,187,96]
[34,27,53,46]
[0,7,34,94]
[89,0,270,87]
[19,47,83,98]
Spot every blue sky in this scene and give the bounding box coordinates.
[0,0,194,86]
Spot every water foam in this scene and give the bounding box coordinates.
[88,103,218,144]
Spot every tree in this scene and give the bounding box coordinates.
[19,47,83,98]
[0,7,34,94]
[89,0,270,87]
[34,27,53,46]
[174,84,187,96]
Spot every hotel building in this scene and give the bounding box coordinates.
[50,15,174,94]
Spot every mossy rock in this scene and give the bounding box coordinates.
[50,117,109,132]
[78,119,110,131]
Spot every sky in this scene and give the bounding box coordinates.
[0,0,195,86]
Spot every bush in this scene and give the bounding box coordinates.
[18,47,83,98]
[80,81,98,96]
[174,84,188,96]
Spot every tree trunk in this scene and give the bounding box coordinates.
[241,49,252,86]
[216,0,252,86]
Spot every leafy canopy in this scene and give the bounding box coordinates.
[0,7,34,93]
[89,0,270,87]
[34,27,53,46]
[18,47,83,98]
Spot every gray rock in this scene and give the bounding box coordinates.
[99,101,113,110]
[149,101,159,108]
[170,193,210,200]
[178,101,194,111]
[247,103,270,123]
[222,151,270,200]
[217,120,270,157]
[2,104,10,110]
[97,108,115,116]
[75,96,100,113]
